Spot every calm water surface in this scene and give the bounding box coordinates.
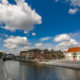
[4,61,80,80]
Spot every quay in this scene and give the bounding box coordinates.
[39,60,80,70]
[0,59,6,80]
[15,58,80,70]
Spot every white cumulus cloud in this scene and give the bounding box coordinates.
[4,36,31,49]
[24,31,28,34]
[35,43,42,48]
[54,34,78,51]
[20,46,30,51]
[32,32,36,36]
[40,37,51,41]
[54,34,71,42]
[56,0,80,14]
[0,0,42,31]
[68,8,78,14]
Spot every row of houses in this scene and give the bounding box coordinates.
[20,49,65,61]
[20,47,80,61]
[1,47,80,61]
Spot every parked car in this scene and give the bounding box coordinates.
[3,54,15,61]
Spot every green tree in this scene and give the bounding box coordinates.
[0,52,3,58]
[73,52,77,58]
[52,54,56,59]
[59,53,65,59]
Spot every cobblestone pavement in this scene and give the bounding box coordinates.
[0,59,6,80]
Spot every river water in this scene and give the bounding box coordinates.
[4,61,80,80]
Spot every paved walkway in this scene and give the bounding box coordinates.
[0,59,6,80]
[39,60,80,69]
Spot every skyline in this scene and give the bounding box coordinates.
[0,0,80,54]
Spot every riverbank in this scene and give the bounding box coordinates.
[38,60,80,70]
[4,60,80,80]
[0,59,6,80]
[15,58,80,70]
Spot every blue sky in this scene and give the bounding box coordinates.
[0,0,80,53]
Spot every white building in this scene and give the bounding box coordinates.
[66,47,80,61]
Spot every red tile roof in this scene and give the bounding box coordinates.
[67,47,80,53]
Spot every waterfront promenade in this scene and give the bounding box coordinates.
[15,57,80,69]
[0,59,6,80]
[39,60,80,69]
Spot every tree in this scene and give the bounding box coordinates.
[52,54,56,59]
[59,53,65,59]
[0,52,3,58]
[73,52,77,58]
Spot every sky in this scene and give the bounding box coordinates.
[0,0,80,54]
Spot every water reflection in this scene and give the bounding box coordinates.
[4,61,20,80]
[55,67,80,80]
[20,63,80,80]
[4,61,80,80]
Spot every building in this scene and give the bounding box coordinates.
[66,47,80,61]
[20,49,64,61]
[26,52,35,59]
[20,51,27,58]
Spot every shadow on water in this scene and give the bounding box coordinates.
[4,61,80,80]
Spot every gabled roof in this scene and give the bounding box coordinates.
[67,47,80,53]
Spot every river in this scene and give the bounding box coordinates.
[4,61,80,80]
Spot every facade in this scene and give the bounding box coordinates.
[26,52,35,59]
[26,50,53,61]
[20,49,64,61]
[66,47,80,61]
[20,51,27,58]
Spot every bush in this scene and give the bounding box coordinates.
[0,52,3,58]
